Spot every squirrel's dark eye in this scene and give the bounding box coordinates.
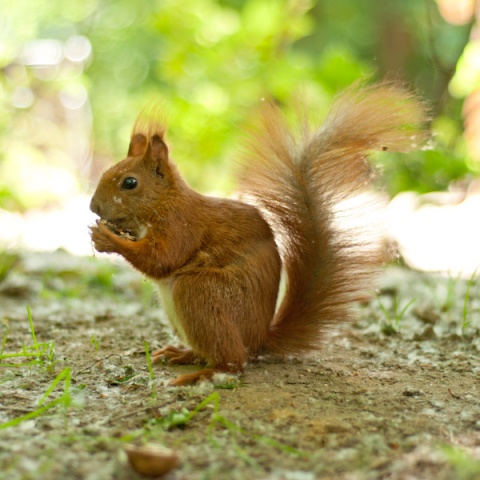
[121,177,138,190]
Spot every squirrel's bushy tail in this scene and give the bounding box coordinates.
[238,83,427,355]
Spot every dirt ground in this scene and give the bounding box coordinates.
[1,249,480,480]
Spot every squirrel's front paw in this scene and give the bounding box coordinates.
[90,222,121,253]
[152,346,200,365]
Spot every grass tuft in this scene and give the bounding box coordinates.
[462,267,478,335]
[0,307,55,371]
[378,295,416,334]
[0,367,72,430]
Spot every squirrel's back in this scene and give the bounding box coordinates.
[238,83,427,355]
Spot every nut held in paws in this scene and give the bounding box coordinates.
[99,218,137,241]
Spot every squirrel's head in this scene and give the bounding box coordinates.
[90,110,185,239]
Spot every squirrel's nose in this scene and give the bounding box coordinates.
[90,196,102,217]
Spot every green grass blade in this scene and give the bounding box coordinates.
[26,306,39,353]
[144,341,157,401]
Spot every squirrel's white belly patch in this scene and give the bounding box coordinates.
[154,279,188,343]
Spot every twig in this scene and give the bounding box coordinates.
[0,405,34,414]
[448,388,461,399]
[97,399,177,426]
[75,353,124,375]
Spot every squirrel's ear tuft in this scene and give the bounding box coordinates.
[145,134,169,176]
[130,103,167,162]
[128,133,148,157]
[131,103,167,140]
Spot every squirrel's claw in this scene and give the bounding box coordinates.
[152,345,199,365]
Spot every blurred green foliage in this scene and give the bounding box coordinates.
[0,0,477,209]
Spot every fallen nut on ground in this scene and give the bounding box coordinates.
[124,444,178,477]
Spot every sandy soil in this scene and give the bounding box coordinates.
[1,250,480,480]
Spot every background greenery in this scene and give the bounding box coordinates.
[0,0,478,210]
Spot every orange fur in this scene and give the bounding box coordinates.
[90,83,427,385]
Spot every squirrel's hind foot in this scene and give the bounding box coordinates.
[168,368,217,386]
[168,367,242,387]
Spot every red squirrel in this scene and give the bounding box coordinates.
[90,83,426,386]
